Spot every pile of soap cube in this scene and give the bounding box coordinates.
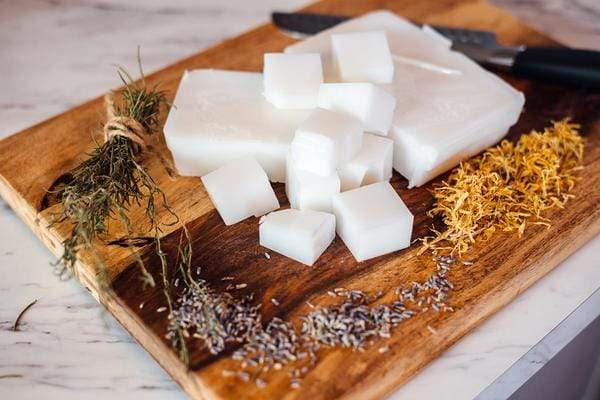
[199,29,414,266]
[164,11,525,266]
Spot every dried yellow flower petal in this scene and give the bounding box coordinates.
[422,119,584,257]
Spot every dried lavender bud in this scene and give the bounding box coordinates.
[168,282,262,355]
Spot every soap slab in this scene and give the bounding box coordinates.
[332,182,413,262]
[318,83,396,136]
[338,133,393,191]
[259,209,336,266]
[290,108,363,176]
[286,153,340,213]
[331,31,394,84]
[163,69,311,182]
[286,12,524,187]
[201,156,280,225]
[263,53,323,109]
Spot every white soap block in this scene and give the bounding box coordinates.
[338,134,393,191]
[332,182,413,262]
[291,108,363,176]
[318,83,396,136]
[164,69,311,183]
[201,156,280,225]
[285,11,524,187]
[286,153,340,213]
[331,31,394,84]
[259,209,335,266]
[263,53,323,109]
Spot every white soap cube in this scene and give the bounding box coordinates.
[332,182,413,262]
[331,31,394,83]
[291,108,363,176]
[337,163,368,192]
[201,156,280,225]
[164,70,312,182]
[318,83,396,136]
[259,209,336,266]
[286,153,340,213]
[263,53,323,109]
[338,134,393,191]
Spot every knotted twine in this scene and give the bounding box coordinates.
[103,93,148,152]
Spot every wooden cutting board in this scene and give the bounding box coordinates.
[1,0,599,398]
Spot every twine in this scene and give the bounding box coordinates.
[103,93,148,150]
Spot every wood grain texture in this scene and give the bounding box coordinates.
[0,0,599,399]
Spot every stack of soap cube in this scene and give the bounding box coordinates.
[286,108,362,213]
[260,42,411,265]
[175,27,414,268]
[261,43,398,216]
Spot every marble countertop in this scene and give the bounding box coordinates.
[1,1,599,399]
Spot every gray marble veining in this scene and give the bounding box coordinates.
[1,1,599,399]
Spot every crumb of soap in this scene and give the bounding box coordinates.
[379,345,390,353]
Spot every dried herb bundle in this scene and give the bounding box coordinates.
[52,51,172,288]
[46,51,243,367]
[422,119,584,256]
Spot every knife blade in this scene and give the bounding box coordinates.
[272,11,600,89]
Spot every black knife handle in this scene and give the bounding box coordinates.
[512,47,600,89]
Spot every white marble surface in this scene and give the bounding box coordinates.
[477,288,600,399]
[1,1,600,399]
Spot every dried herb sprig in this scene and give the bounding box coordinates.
[52,49,173,288]
[12,299,39,332]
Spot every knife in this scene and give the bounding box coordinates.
[272,12,600,89]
